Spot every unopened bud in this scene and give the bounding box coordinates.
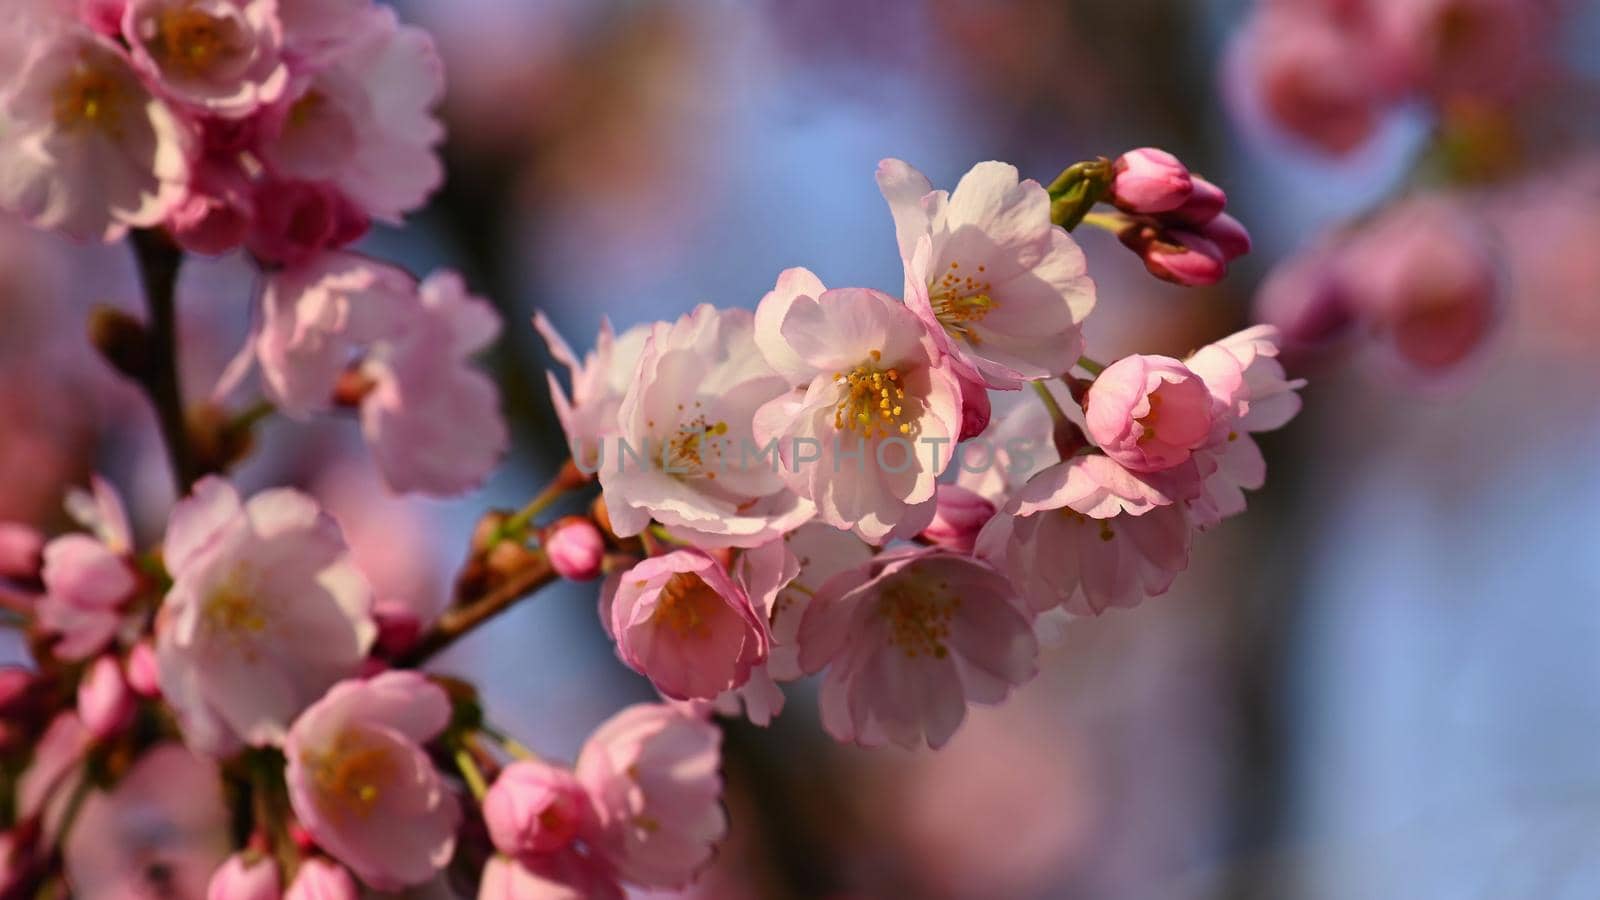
[920,486,996,554]
[88,306,152,380]
[78,656,133,739]
[544,517,604,582]
[1111,148,1194,215]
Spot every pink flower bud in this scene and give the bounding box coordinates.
[207,853,280,900]
[284,859,357,900]
[1112,148,1194,214]
[956,373,992,442]
[77,656,133,740]
[546,517,604,582]
[168,161,253,257]
[1140,230,1228,287]
[0,524,44,582]
[1255,246,1356,349]
[1169,176,1227,226]
[372,600,423,657]
[1201,213,1252,261]
[483,760,588,857]
[248,181,369,267]
[919,485,996,554]
[1085,355,1216,473]
[125,641,161,699]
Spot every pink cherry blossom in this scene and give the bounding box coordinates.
[484,760,588,857]
[711,524,874,726]
[63,744,232,899]
[283,672,460,890]
[599,304,812,548]
[798,547,1038,750]
[122,0,290,117]
[1337,198,1502,376]
[604,550,769,702]
[478,853,625,900]
[283,858,357,900]
[259,256,508,495]
[0,27,191,240]
[1182,325,1306,527]
[534,313,652,474]
[879,159,1096,389]
[575,703,726,889]
[37,477,139,662]
[16,712,90,829]
[262,4,443,223]
[1084,354,1216,473]
[359,270,508,495]
[207,852,281,900]
[753,283,962,543]
[1227,2,1399,156]
[1377,0,1555,102]
[258,253,416,417]
[156,477,375,756]
[976,455,1195,616]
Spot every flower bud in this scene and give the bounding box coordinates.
[956,373,991,442]
[77,655,133,740]
[1085,355,1215,473]
[1111,148,1193,214]
[1202,213,1252,262]
[1137,230,1227,287]
[248,180,369,268]
[284,859,356,900]
[483,760,588,857]
[125,641,162,699]
[545,517,604,582]
[207,853,281,900]
[0,524,44,582]
[372,600,423,657]
[919,486,996,554]
[1169,175,1227,226]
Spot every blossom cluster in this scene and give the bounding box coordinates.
[0,3,1308,897]
[1230,0,1582,384]
[1229,0,1563,157]
[540,157,1303,750]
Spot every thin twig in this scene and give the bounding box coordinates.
[395,554,557,668]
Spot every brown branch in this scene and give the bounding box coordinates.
[128,230,205,493]
[394,554,557,668]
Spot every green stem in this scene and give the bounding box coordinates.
[230,400,276,433]
[1077,212,1130,235]
[129,230,204,493]
[1075,356,1106,376]
[498,459,585,540]
[1031,381,1071,430]
[454,746,489,801]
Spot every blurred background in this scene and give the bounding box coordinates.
[4,0,1600,897]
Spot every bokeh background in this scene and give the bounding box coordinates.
[4,1,1600,897]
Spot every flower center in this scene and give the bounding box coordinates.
[653,573,722,638]
[203,582,267,637]
[1137,392,1164,443]
[156,7,231,74]
[929,261,996,343]
[876,577,960,660]
[832,350,912,440]
[310,732,397,818]
[52,66,125,133]
[665,412,728,476]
